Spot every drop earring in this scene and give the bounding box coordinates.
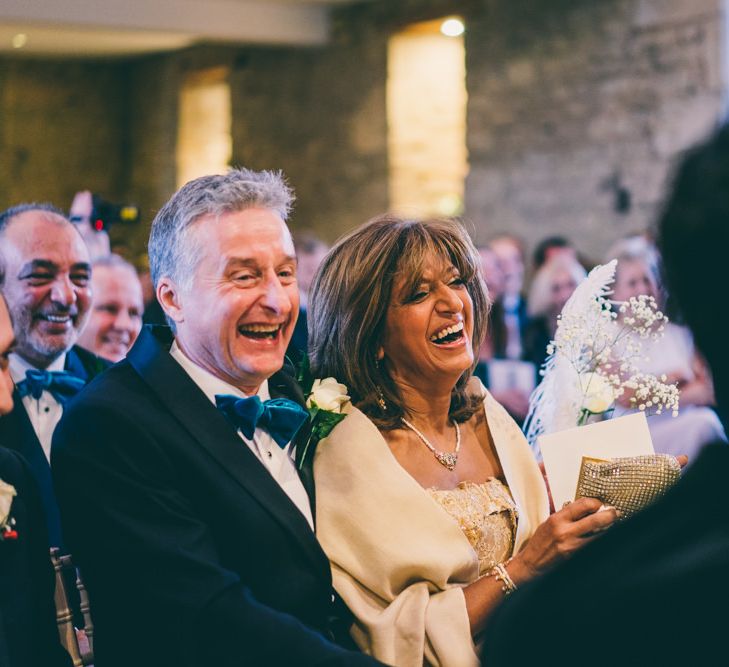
[375,356,387,411]
[376,386,387,411]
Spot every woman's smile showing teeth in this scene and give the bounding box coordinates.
[429,321,465,345]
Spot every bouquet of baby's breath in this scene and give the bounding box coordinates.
[524,260,680,450]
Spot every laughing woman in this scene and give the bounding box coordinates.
[307,216,617,667]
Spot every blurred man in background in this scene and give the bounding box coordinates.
[78,255,144,362]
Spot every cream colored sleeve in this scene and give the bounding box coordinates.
[315,407,480,667]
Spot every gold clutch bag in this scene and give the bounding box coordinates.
[575,454,681,517]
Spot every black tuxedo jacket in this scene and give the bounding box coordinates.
[52,326,381,667]
[0,446,71,667]
[482,442,729,666]
[0,346,108,547]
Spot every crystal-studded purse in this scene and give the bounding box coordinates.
[575,454,681,517]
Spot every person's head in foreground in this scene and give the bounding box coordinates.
[149,168,298,393]
[309,214,490,428]
[0,203,91,370]
[659,124,729,419]
[77,254,144,362]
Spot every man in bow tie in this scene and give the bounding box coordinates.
[0,203,108,547]
[52,170,383,666]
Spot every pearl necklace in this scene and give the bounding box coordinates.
[401,417,461,471]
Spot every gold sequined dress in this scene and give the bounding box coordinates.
[427,479,517,575]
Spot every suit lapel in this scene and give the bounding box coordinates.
[128,327,329,573]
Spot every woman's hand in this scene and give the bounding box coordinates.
[465,498,618,635]
[508,497,619,584]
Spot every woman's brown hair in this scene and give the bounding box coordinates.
[308,214,490,429]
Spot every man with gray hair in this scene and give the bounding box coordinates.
[52,169,383,666]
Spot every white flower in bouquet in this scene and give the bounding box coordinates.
[578,372,617,417]
[524,259,680,450]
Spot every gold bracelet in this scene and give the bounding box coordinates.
[490,561,517,597]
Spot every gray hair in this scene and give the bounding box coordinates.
[604,234,659,268]
[148,168,294,290]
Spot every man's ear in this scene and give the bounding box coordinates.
[376,346,384,361]
[157,277,184,324]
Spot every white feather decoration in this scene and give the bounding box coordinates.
[524,259,618,457]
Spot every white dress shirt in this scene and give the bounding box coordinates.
[170,342,314,530]
[9,352,67,463]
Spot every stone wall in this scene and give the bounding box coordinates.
[0,58,128,211]
[464,0,725,260]
[0,0,725,261]
[229,31,389,240]
[123,53,182,260]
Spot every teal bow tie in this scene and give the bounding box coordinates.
[215,394,308,448]
[16,369,86,405]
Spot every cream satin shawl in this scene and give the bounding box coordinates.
[314,379,550,667]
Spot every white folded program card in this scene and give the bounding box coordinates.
[538,412,655,510]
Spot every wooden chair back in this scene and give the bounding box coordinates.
[50,548,94,666]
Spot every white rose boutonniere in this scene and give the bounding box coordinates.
[295,355,350,470]
[307,378,350,412]
[0,478,18,541]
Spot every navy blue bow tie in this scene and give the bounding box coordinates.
[215,394,308,448]
[16,369,86,405]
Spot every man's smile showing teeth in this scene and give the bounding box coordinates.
[238,323,282,339]
[40,314,71,323]
[430,321,465,344]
